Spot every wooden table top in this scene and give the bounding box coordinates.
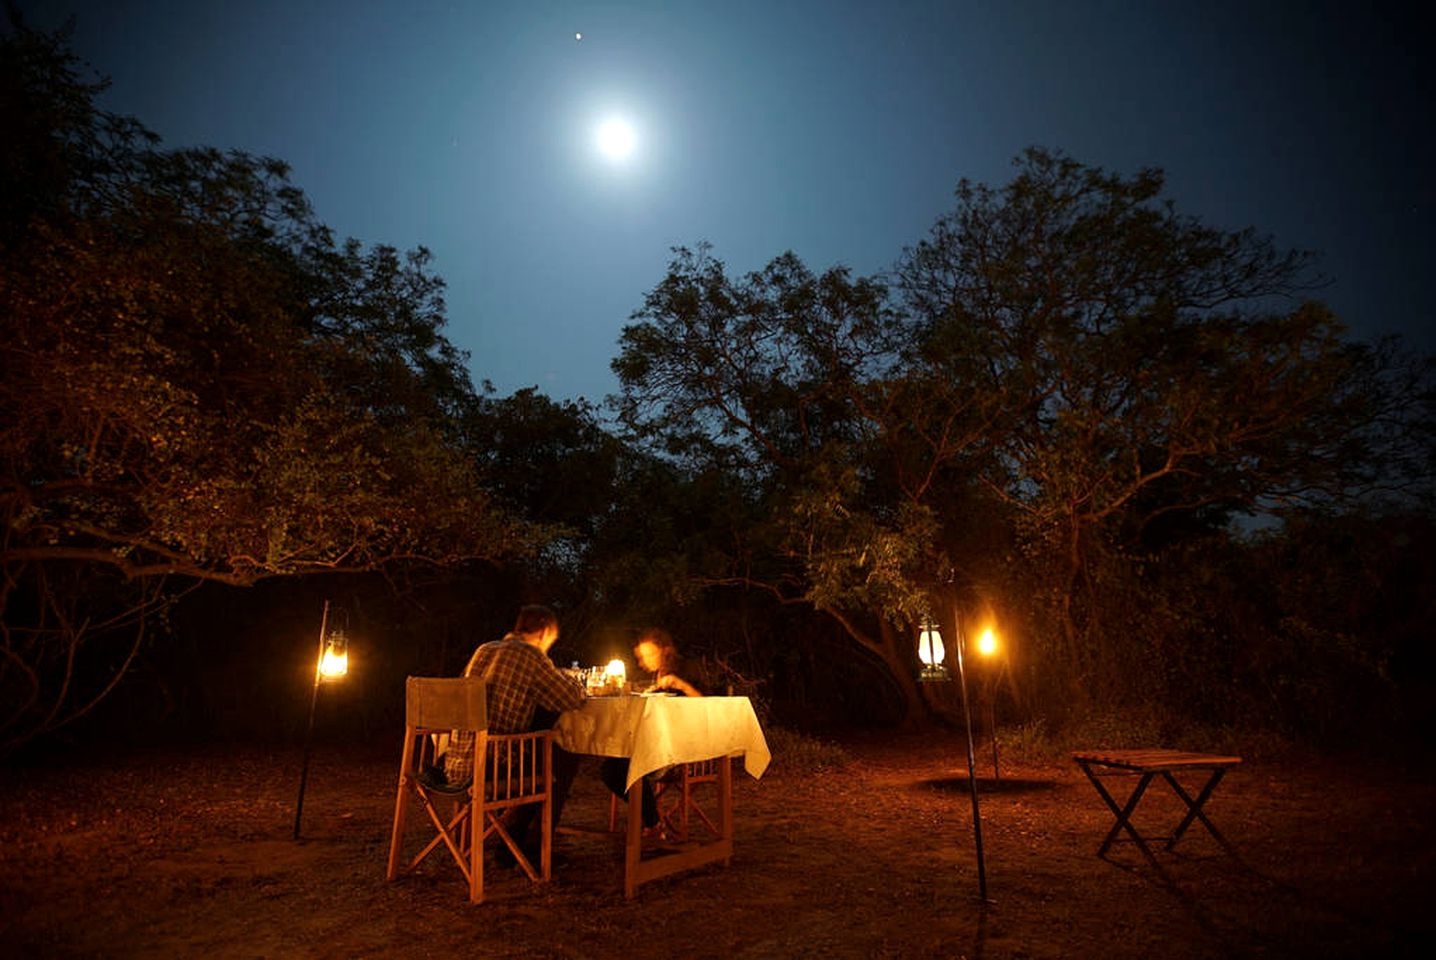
[1072,748,1243,771]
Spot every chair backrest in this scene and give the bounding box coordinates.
[406,676,487,732]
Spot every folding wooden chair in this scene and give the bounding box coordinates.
[385,677,553,904]
[608,757,724,841]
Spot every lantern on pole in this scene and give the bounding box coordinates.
[293,601,349,840]
[917,614,948,681]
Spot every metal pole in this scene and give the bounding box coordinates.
[987,677,1000,782]
[953,607,988,901]
[292,600,330,841]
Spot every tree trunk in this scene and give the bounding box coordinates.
[820,605,931,728]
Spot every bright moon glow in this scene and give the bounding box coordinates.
[595,118,636,161]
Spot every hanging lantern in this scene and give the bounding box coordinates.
[917,615,948,681]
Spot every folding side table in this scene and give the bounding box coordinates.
[1072,748,1242,862]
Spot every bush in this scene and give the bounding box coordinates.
[992,709,1303,764]
[765,726,850,775]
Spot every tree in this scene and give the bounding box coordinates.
[615,245,968,725]
[896,148,1427,706]
[0,17,535,751]
[614,149,1423,725]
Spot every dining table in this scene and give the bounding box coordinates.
[554,692,771,897]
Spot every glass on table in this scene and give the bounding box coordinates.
[584,667,607,695]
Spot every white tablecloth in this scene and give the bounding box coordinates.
[553,695,771,791]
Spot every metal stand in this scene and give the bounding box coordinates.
[985,677,1000,782]
[953,608,988,901]
[292,600,330,840]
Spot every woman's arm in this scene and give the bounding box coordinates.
[653,672,703,697]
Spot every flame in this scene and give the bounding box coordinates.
[319,646,348,679]
[976,627,998,657]
[604,658,627,681]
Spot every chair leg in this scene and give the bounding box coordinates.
[540,791,553,882]
[386,733,417,881]
[469,790,483,904]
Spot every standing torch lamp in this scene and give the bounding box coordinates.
[293,601,349,840]
[976,627,1001,781]
[919,609,988,902]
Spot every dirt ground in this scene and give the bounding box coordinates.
[2,731,1433,959]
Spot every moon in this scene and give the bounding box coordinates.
[595,118,636,161]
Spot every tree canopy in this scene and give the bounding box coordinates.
[0,17,535,750]
[614,147,1431,724]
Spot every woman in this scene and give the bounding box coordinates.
[634,628,706,698]
[601,628,707,832]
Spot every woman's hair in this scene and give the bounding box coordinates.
[513,604,558,637]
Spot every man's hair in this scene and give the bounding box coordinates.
[513,604,558,637]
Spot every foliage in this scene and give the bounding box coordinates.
[614,148,1431,732]
[764,725,851,775]
[1170,509,1432,748]
[614,244,974,725]
[895,148,1431,708]
[0,17,536,752]
[991,711,1299,765]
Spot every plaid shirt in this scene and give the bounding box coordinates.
[443,635,584,784]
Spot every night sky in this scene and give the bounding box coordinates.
[20,0,1433,403]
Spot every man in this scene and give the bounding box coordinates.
[444,604,584,863]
